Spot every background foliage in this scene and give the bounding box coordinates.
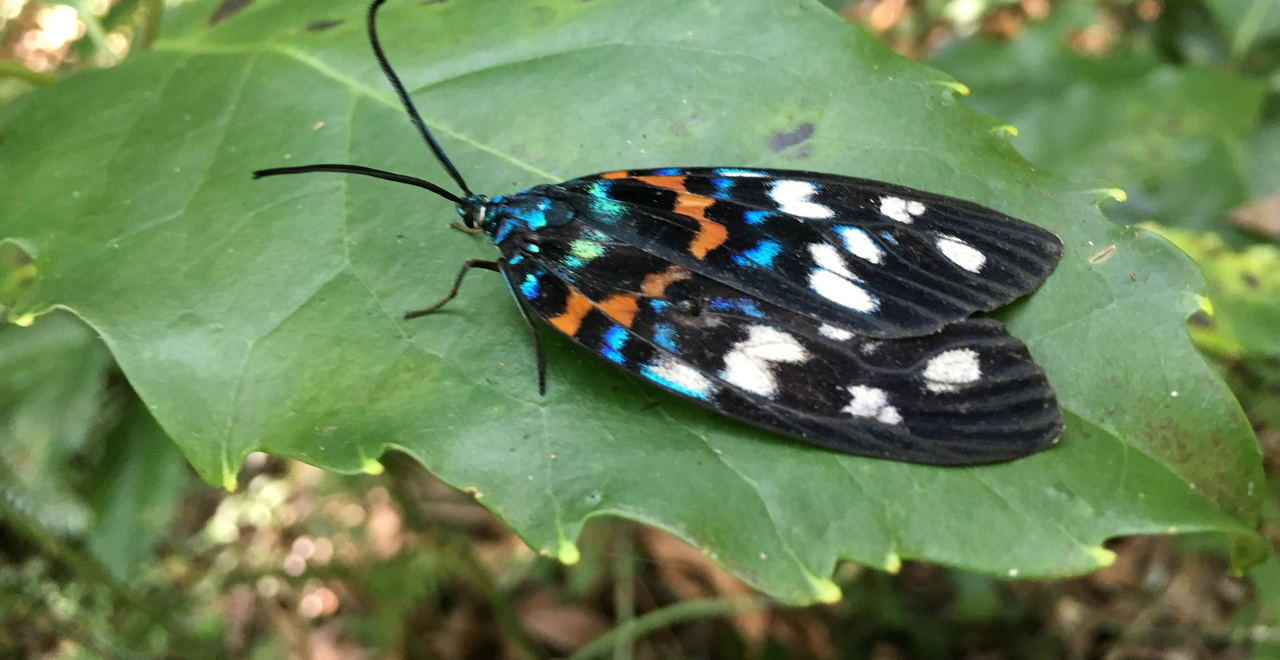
[1,0,1278,657]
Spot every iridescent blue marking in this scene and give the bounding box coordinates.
[652,167,682,176]
[711,178,736,195]
[530,199,552,229]
[580,226,613,241]
[519,273,540,299]
[601,325,628,364]
[492,196,552,243]
[879,231,898,245]
[653,323,679,352]
[508,253,525,265]
[708,297,765,318]
[525,244,541,253]
[586,181,626,224]
[733,239,782,268]
[743,210,773,225]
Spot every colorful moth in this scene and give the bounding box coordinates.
[255,0,1064,465]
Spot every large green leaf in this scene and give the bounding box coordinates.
[0,0,1263,603]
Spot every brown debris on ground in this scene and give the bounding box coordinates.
[170,448,1272,659]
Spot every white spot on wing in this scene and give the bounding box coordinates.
[648,358,715,397]
[808,243,853,278]
[807,242,878,311]
[720,326,809,397]
[818,324,854,341]
[714,168,767,178]
[936,234,986,273]
[879,196,926,224]
[809,270,877,312]
[843,385,902,425]
[922,348,983,393]
[835,226,883,264]
[770,180,834,219]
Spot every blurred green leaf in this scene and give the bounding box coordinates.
[86,405,194,582]
[934,4,1267,236]
[1245,550,1280,659]
[0,0,1264,603]
[1205,0,1280,57]
[1245,124,1280,199]
[0,312,114,535]
[1147,225,1280,357]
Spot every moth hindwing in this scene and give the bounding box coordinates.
[254,0,1064,466]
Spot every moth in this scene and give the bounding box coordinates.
[255,0,1064,465]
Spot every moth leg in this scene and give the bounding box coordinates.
[510,294,548,396]
[404,259,500,319]
[450,222,485,235]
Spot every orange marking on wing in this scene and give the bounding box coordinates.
[673,192,728,259]
[600,170,629,180]
[636,175,688,192]
[641,266,693,297]
[597,267,694,330]
[548,290,594,337]
[598,293,641,328]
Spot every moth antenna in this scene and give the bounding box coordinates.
[252,0,471,205]
[368,0,474,197]
[252,164,463,204]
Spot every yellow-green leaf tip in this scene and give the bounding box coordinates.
[883,552,903,574]
[557,539,581,565]
[810,578,842,604]
[1091,546,1117,567]
[12,313,35,327]
[361,457,384,475]
[219,454,238,491]
[1196,294,1214,316]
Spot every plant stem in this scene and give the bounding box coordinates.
[566,595,776,660]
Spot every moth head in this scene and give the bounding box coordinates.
[457,194,490,229]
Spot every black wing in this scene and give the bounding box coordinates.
[501,224,1061,465]
[542,167,1062,338]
